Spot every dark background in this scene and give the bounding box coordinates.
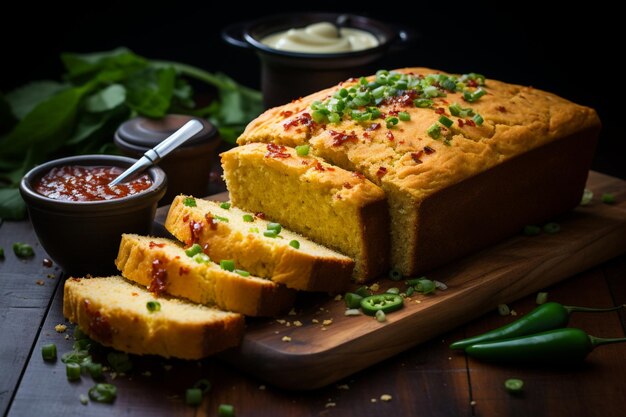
[1,1,622,179]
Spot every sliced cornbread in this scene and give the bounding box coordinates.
[115,234,295,316]
[165,196,355,291]
[221,143,390,282]
[63,276,244,359]
[236,68,601,274]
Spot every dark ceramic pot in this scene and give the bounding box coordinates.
[222,13,416,108]
[19,155,167,277]
[114,114,218,205]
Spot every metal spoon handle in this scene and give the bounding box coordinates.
[109,119,204,186]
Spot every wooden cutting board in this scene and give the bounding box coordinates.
[155,171,626,390]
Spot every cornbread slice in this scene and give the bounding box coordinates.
[115,234,295,316]
[221,143,390,282]
[165,196,355,292]
[237,68,601,274]
[63,276,244,359]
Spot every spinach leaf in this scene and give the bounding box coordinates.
[5,81,68,120]
[125,66,175,118]
[85,84,126,113]
[62,47,147,83]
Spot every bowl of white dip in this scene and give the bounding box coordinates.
[222,13,415,108]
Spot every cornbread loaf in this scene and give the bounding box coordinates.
[115,234,295,316]
[63,276,244,359]
[221,143,390,281]
[236,67,601,275]
[165,196,355,292]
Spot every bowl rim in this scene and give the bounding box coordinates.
[19,154,167,212]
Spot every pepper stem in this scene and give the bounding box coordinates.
[590,336,626,348]
[565,304,626,314]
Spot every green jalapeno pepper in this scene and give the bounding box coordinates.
[465,328,626,364]
[450,302,624,350]
[360,294,404,316]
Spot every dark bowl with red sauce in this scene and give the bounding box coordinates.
[20,155,167,276]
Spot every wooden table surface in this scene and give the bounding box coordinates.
[1,171,625,417]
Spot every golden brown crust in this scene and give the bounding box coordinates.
[115,234,295,316]
[63,276,244,359]
[164,196,354,292]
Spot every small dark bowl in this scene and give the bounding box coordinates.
[222,13,417,108]
[19,155,167,277]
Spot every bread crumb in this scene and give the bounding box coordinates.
[337,384,349,390]
[511,310,518,316]
[369,283,380,292]
[325,402,336,408]
[286,322,291,327]
[288,308,297,316]
[380,394,392,402]
[470,400,477,406]
[274,331,280,334]
[276,319,286,324]
[370,398,377,403]
[322,319,333,326]
[36,280,44,286]
[312,319,319,324]
[415,300,421,304]
[79,394,89,405]
[47,274,55,279]
[64,334,70,340]
[110,372,117,380]
[334,294,342,301]
[54,324,67,333]
[321,327,327,331]
[293,321,303,327]
[282,336,292,342]
[259,385,266,390]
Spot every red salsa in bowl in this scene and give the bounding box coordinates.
[34,165,152,201]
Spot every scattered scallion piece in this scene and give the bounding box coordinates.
[438,115,453,128]
[186,388,203,406]
[536,292,549,305]
[504,378,524,394]
[355,286,372,297]
[192,253,210,264]
[267,222,282,234]
[580,189,594,206]
[42,343,57,361]
[214,215,229,223]
[249,227,259,233]
[498,304,511,316]
[344,292,364,309]
[433,280,448,290]
[220,259,235,272]
[89,383,117,403]
[66,362,81,381]
[185,243,203,257]
[243,214,254,222]
[388,269,403,281]
[61,350,90,364]
[414,98,433,108]
[523,225,541,236]
[73,338,91,351]
[415,278,436,295]
[234,269,250,277]
[87,362,103,380]
[107,351,133,373]
[385,116,399,129]
[296,144,310,156]
[472,114,484,126]
[602,193,616,204]
[79,394,89,405]
[263,230,278,238]
[74,326,88,340]
[146,301,161,313]
[183,197,196,207]
[218,404,235,417]
[406,277,428,286]
[289,240,300,249]
[375,309,386,323]
[13,242,34,258]
[427,124,441,139]
[543,222,561,234]
[463,87,486,102]
[220,202,231,210]
[386,287,400,295]
[405,286,415,297]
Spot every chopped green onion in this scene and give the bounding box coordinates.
[234,269,250,277]
[66,362,81,381]
[434,280,448,290]
[267,222,282,234]
[344,292,364,309]
[107,351,133,373]
[355,286,372,297]
[414,98,434,108]
[146,301,161,313]
[405,286,415,297]
[398,111,411,121]
[472,114,484,126]
[338,88,349,97]
[543,222,561,234]
[73,338,92,351]
[523,225,541,236]
[192,253,210,264]
[12,242,34,258]
[536,292,549,305]
[249,227,259,233]
[580,189,593,205]
[328,112,341,123]
[220,259,235,272]
[388,269,403,281]
[386,287,400,295]
[504,378,524,394]
[263,230,278,238]
[186,388,203,406]
[498,304,511,316]
[370,107,382,119]
[214,215,229,223]
[61,350,90,364]
[415,279,436,295]
[441,78,457,92]
[311,110,327,123]
[220,202,231,210]
[89,383,117,403]
[427,124,441,139]
[194,379,212,393]
[406,276,428,286]
[296,144,310,156]
[438,116,453,128]
[87,362,103,380]
[185,243,203,257]
[602,193,616,204]
[74,326,88,340]
[218,404,235,417]
[243,214,254,222]
[183,197,196,207]
[79,394,89,405]
[289,240,300,249]
[463,88,487,102]
[375,309,386,323]
[385,116,399,129]
[42,343,57,361]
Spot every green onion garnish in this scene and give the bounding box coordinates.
[543,222,561,234]
[267,222,282,234]
[504,378,524,394]
[472,114,484,126]
[355,286,372,297]
[602,193,616,204]
[42,343,57,361]
[80,394,89,405]
[463,88,487,102]
[398,112,411,122]
[296,144,310,156]
[536,292,548,305]
[73,338,91,351]
[580,189,593,205]
[61,350,90,364]
[234,269,250,277]
[146,301,161,313]
[427,124,441,139]
[183,197,196,207]
[107,351,133,373]
[89,383,117,403]
[193,253,210,264]
[185,243,203,257]
[406,286,415,296]
[386,287,400,295]
[263,230,278,238]
[414,98,434,108]
[87,362,103,380]
[186,388,203,406]
[289,240,300,249]
[66,362,81,381]
[74,326,88,340]
[415,279,436,295]
[385,116,399,129]
[12,242,34,258]
[523,225,541,236]
[344,292,364,309]
[375,310,386,323]
[214,215,229,223]
[220,259,235,272]
[438,116,453,128]
[218,404,235,417]
[243,214,254,222]
[220,202,231,210]
[498,304,511,316]
[249,227,259,233]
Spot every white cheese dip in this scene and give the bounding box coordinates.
[260,22,379,53]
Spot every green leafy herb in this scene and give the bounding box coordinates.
[13,242,34,258]
[183,197,197,207]
[89,383,117,403]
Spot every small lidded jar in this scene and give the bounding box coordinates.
[114,114,219,204]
